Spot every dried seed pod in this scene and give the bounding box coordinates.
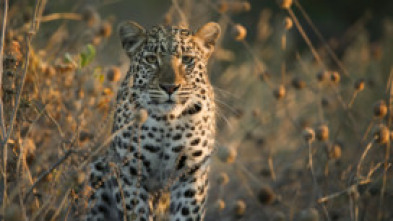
[98,21,112,38]
[107,66,121,82]
[284,17,293,30]
[273,85,286,99]
[234,200,246,217]
[277,0,292,9]
[373,124,390,144]
[316,71,329,82]
[354,78,365,91]
[217,172,229,186]
[316,125,329,141]
[135,109,148,124]
[231,24,247,41]
[214,199,226,211]
[302,127,315,142]
[330,71,340,84]
[297,208,319,221]
[257,186,276,205]
[217,146,237,163]
[291,77,306,89]
[373,100,387,118]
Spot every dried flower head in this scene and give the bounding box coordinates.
[217,146,237,163]
[277,0,292,9]
[214,199,226,211]
[107,66,121,82]
[330,71,340,84]
[234,200,246,217]
[373,100,387,118]
[98,21,112,38]
[373,124,390,144]
[354,78,365,91]
[316,71,329,82]
[303,127,315,142]
[291,77,306,89]
[273,85,286,99]
[231,24,247,41]
[284,17,293,30]
[316,125,329,141]
[257,186,276,205]
[329,142,342,159]
[217,172,229,186]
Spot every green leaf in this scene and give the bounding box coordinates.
[80,44,96,67]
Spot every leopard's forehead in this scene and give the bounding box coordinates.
[143,25,196,55]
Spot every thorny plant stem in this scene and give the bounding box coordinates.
[0,0,8,140]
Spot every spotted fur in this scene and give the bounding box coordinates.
[86,21,220,221]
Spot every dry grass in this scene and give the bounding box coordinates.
[0,0,392,220]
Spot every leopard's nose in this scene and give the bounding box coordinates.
[159,84,180,95]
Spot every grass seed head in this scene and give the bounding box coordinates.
[316,125,329,141]
[234,200,246,217]
[354,78,365,91]
[273,85,286,99]
[231,24,247,41]
[257,186,276,205]
[373,124,390,144]
[302,127,315,142]
[373,100,387,118]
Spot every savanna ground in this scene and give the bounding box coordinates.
[0,0,393,220]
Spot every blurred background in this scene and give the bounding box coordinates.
[2,0,393,220]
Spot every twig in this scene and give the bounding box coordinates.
[0,0,9,213]
[0,0,8,139]
[286,8,325,69]
[293,0,349,77]
[24,150,75,202]
[356,139,375,179]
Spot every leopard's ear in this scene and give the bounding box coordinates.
[118,21,146,57]
[195,22,221,57]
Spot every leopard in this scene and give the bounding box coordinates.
[86,20,221,221]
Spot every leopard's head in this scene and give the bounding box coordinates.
[118,21,220,115]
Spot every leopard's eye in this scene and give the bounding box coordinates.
[182,55,194,64]
[145,55,157,64]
